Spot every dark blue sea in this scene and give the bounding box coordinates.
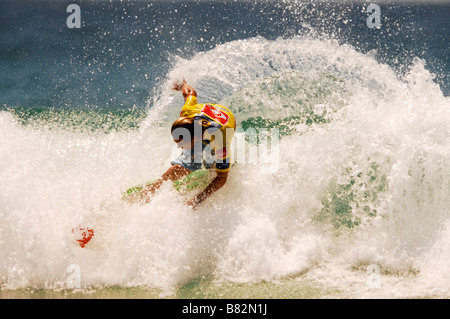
[1,0,448,112]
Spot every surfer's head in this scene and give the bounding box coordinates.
[171,116,203,149]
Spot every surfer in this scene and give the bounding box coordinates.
[142,79,236,209]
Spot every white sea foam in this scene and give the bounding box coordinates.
[1,36,449,297]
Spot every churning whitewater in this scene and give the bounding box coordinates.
[1,36,449,298]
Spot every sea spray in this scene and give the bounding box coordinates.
[1,36,449,299]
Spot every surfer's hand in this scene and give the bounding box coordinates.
[172,78,186,91]
[172,78,197,99]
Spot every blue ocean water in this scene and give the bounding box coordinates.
[1,1,450,298]
[1,0,448,112]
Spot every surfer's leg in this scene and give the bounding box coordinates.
[140,144,201,202]
[161,164,192,182]
[141,164,191,201]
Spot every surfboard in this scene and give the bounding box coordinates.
[73,170,212,248]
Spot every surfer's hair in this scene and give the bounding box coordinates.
[171,116,204,141]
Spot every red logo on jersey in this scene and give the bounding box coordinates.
[201,105,229,126]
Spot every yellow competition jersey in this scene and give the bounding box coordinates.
[180,95,236,172]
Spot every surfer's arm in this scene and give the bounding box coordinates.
[187,171,228,209]
[172,78,197,100]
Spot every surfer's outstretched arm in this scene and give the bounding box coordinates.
[186,171,228,209]
[172,78,197,100]
[141,164,191,202]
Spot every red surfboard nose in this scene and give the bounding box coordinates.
[72,226,95,248]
